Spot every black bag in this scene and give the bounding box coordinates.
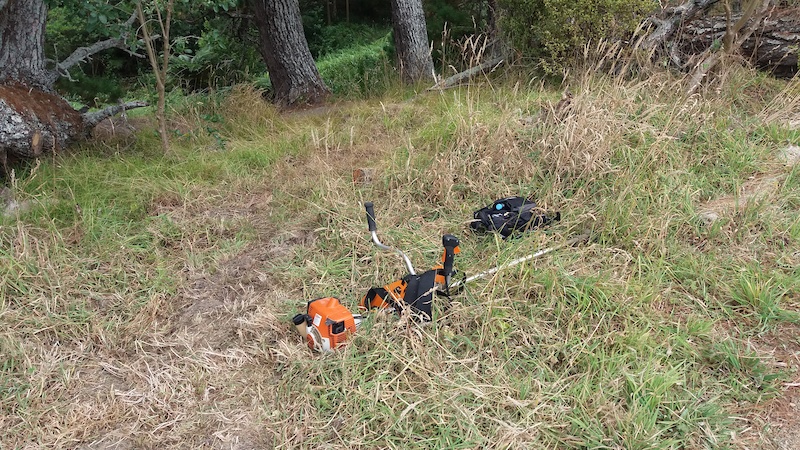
[470,196,560,238]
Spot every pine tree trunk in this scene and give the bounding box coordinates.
[391,0,434,84]
[248,0,330,107]
[0,0,51,89]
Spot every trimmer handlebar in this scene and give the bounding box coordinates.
[364,201,416,275]
[442,234,459,287]
[364,202,377,232]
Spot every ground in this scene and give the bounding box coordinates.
[2,89,799,448]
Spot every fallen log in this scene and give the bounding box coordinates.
[680,7,800,78]
[427,55,507,91]
[644,0,721,50]
[0,83,147,167]
[644,1,800,79]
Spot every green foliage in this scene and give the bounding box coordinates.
[46,0,261,97]
[56,72,126,107]
[316,34,394,98]
[46,4,141,105]
[170,21,264,91]
[310,22,389,59]
[497,0,654,72]
[44,6,93,62]
[424,0,491,71]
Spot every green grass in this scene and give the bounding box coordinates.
[1,66,799,448]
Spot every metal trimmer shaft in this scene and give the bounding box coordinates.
[450,233,590,289]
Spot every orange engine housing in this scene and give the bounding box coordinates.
[306,297,357,351]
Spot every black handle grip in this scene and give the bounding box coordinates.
[365,202,377,232]
[442,234,459,281]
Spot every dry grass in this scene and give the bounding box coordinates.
[1,67,799,449]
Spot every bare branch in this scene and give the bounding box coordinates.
[57,38,127,72]
[427,55,507,91]
[48,11,139,83]
[83,101,149,128]
[136,2,164,91]
[135,0,173,153]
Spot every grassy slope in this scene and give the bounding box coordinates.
[1,69,799,449]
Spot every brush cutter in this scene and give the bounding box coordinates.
[292,200,587,352]
[292,201,459,351]
[359,201,461,321]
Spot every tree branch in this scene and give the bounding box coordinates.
[48,11,140,84]
[57,38,127,72]
[0,0,8,11]
[83,101,149,128]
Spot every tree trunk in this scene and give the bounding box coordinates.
[0,0,146,166]
[0,0,49,89]
[248,0,330,107]
[391,0,435,84]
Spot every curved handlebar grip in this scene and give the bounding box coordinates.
[364,202,377,232]
[442,234,459,280]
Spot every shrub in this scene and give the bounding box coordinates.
[170,25,265,91]
[497,0,654,73]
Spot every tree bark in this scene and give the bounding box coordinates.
[391,0,435,84]
[0,0,49,89]
[644,0,722,51]
[0,83,84,159]
[248,0,330,107]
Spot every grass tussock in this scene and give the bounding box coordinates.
[1,67,800,449]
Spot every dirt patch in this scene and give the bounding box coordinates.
[743,323,800,449]
[171,252,273,349]
[698,173,785,224]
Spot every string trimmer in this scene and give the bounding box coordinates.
[292,202,588,352]
[293,201,460,351]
